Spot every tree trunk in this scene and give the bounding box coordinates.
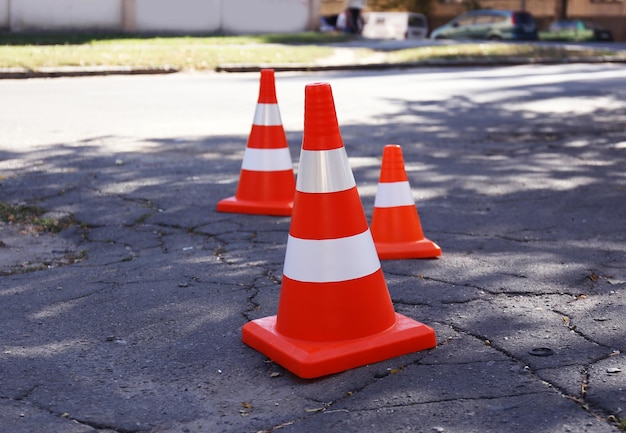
[555,0,568,20]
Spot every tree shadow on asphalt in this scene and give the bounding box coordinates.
[1,72,625,431]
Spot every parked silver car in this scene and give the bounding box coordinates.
[430,9,539,41]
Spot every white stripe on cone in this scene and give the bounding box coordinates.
[296,148,356,193]
[241,148,293,171]
[253,103,283,126]
[283,230,381,283]
[374,181,415,208]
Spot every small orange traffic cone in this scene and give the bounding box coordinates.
[371,145,441,260]
[217,69,295,216]
[242,83,436,379]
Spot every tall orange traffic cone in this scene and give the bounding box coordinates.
[371,145,441,260]
[242,83,436,379]
[217,69,295,216]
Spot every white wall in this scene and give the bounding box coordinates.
[134,0,221,33]
[0,0,9,29]
[9,0,121,31]
[4,0,316,33]
[222,0,310,34]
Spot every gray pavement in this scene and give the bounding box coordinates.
[0,63,625,433]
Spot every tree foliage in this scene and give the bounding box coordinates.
[462,0,482,10]
[367,0,433,14]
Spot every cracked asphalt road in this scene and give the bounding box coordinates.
[0,64,624,432]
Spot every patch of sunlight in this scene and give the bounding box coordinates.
[3,339,85,357]
[542,176,599,190]
[510,96,625,115]
[564,139,591,148]
[474,175,598,196]
[31,299,80,320]
[216,177,238,185]
[0,286,27,296]
[357,184,377,198]
[148,301,239,327]
[349,156,380,169]
[469,90,529,104]
[99,179,164,195]
[180,255,223,265]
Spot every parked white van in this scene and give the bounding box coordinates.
[362,12,429,40]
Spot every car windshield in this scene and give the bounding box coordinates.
[409,16,425,27]
[551,20,576,30]
[454,15,475,26]
[513,12,534,24]
[582,21,600,29]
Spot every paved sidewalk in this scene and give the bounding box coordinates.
[0,65,624,433]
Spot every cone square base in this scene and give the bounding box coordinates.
[375,238,442,260]
[242,313,436,379]
[217,196,292,216]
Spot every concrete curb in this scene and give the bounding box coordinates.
[0,65,179,79]
[215,56,626,73]
[2,57,625,78]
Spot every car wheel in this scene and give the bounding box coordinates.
[488,35,502,41]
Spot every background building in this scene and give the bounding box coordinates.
[0,0,322,34]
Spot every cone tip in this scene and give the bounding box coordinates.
[304,82,334,108]
[305,81,332,91]
[303,82,343,151]
[383,144,403,158]
[258,69,277,104]
[379,144,408,183]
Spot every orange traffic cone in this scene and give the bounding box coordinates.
[217,69,295,216]
[371,145,441,260]
[242,83,436,379]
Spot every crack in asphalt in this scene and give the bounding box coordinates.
[550,307,618,351]
[3,392,147,433]
[442,321,619,427]
[68,416,149,433]
[8,385,40,401]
